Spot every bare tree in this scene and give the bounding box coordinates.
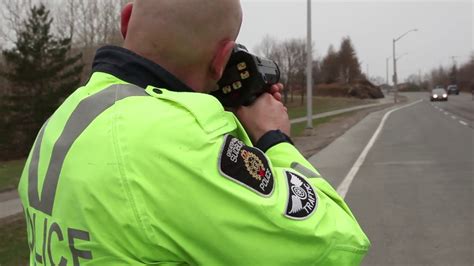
[255,37,312,105]
[405,74,419,84]
[255,36,289,103]
[55,0,76,39]
[0,0,37,43]
[430,66,449,87]
[255,35,278,59]
[55,0,126,81]
[457,55,474,90]
[285,42,298,102]
[57,0,125,48]
[449,64,458,85]
[426,53,474,91]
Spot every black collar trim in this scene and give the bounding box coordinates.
[91,45,193,92]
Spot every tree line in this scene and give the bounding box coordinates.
[428,58,474,90]
[403,56,474,92]
[0,0,126,159]
[255,35,363,105]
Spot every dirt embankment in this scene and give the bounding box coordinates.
[315,80,385,99]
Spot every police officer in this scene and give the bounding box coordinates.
[18,0,370,265]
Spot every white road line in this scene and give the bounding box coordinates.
[336,99,423,198]
[373,160,436,166]
[433,105,468,126]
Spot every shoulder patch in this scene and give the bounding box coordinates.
[218,135,274,197]
[284,170,318,220]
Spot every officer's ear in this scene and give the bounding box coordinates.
[121,2,134,39]
[210,40,235,80]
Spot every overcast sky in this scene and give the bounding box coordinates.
[237,0,473,82]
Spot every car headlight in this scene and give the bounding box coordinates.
[433,94,438,98]
[443,94,447,98]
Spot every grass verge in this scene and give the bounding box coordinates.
[291,111,356,137]
[0,216,29,265]
[287,96,374,119]
[0,159,26,192]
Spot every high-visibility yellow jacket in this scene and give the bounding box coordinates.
[18,46,370,265]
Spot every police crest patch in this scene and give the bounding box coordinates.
[284,170,318,219]
[218,135,274,197]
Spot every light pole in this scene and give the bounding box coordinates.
[449,55,458,66]
[393,28,417,103]
[396,52,409,61]
[306,0,313,129]
[386,53,407,87]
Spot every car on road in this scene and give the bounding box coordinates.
[447,85,459,95]
[431,88,448,101]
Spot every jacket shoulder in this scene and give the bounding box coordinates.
[141,86,237,137]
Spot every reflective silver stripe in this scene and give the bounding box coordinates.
[28,122,48,213]
[28,84,148,215]
[290,162,321,178]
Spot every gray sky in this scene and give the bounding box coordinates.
[237,0,473,82]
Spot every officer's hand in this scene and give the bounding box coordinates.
[235,92,290,143]
[269,83,284,102]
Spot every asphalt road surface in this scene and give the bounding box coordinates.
[310,92,473,266]
[430,92,473,128]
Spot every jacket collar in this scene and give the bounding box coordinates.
[91,45,194,92]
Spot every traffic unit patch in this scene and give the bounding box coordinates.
[284,170,318,219]
[218,135,274,197]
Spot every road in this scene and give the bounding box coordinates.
[430,92,473,128]
[310,92,473,266]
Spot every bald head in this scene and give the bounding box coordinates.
[122,0,243,92]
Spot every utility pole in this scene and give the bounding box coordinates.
[450,56,458,66]
[392,28,418,103]
[449,56,459,86]
[418,69,422,86]
[306,0,313,129]
[393,39,398,103]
